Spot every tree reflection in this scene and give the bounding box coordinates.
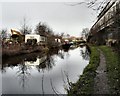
[1,46,90,94]
[42,72,45,95]
[61,69,72,94]
[1,66,6,73]
[50,78,61,95]
[58,49,65,59]
[16,61,31,90]
[80,45,90,60]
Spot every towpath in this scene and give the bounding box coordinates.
[94,49,110,94]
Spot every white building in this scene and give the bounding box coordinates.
[25,34,46,44]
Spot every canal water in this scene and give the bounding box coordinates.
[1,45,90,94]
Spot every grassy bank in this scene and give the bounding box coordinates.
[99,46,120,94]
[68,46,100,95]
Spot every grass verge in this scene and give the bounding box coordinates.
[68,46,100,95]
[99,46,120,94]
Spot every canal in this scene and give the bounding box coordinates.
[1,45,90,94]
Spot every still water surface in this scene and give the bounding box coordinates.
[2,46,90,94]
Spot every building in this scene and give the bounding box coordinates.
[25,34,46,45]
[89,0,120,45]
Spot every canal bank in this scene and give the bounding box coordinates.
[2,44,49,57]
[68,45,120,95]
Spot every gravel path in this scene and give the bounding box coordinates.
[94,49,110,94]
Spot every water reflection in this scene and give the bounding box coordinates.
[17,62,31,91]
[36,54,55,72]
[2,45,90,94]
[80,45,91,61]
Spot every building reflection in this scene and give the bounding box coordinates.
[36,54,55,72]
[2,51,58,90]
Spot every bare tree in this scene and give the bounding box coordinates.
[81,28,90,41]
[35,22,46,35]
[35,22,53,36]
[20,17,32,35]
[0,29,7,40]
[64,0,110,14]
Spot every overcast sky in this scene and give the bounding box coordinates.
[1,1,98,37]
